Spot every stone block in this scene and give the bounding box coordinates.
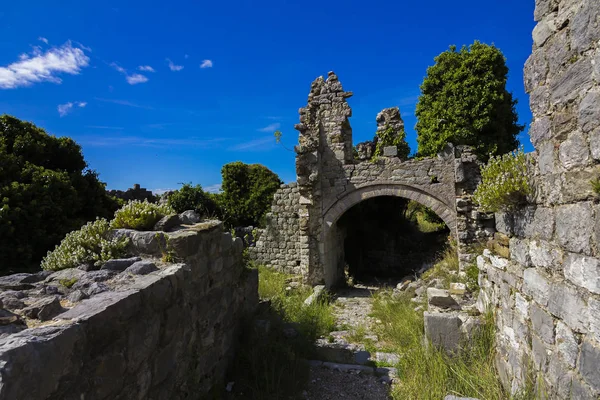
[523,268,551,307]
[179,210,201,224]
[424,312,462,354]
[556,202,593,254]
[537,141,555,175]
[559,131,590,170]
[572,1,600,53]
[383,146,397,157]
[22,296,64,321]
[548,281,589,333]
[427,288,459,309]
[101,257,142,272]
[591,128,600,160]
[563,253,600,294]
[529,116,551,147]
[532,334,550,371]
[579,339,600,392]
[547,354,574,399]
[555,320,579,368]
[571,377,597,400]
[124,261,158,275]
[514,292,530,321]
[530,302,555,344]
[579,90,600,133]
[529,240,562,269]
[590,297,600,343]
[550,56,594,104]
[510,238,531,267]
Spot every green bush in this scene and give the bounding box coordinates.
[0,115,120,272]
[167,183,221,218]
[110,200,174,230]
[220,162,282,227]
[41,218,130,271]
[473,147,531,212]
[374,126,410,160]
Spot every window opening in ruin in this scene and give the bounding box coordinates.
[336,196,449,284]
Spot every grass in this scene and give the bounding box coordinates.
[416,212,447,233]
[227,265,336,399]
[421,242,460,287]
[368,291,539,400]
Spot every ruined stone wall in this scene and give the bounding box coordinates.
[250,183,302,274]
[0,221,258,400]
[477,0,600,397]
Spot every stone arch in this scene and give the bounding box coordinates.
[320,183,457,287]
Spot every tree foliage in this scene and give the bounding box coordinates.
[415,41,524,160]
[0,115,119,272]
[220,162,282,227]
[167,183,221,218]
[374,126,410,160]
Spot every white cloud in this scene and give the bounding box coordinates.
[58,101,86,117]
[38,37,49,44]
[0,42,90,89]
[166,58,183,71]
[126,73,149,85]
[257,122,281,133]
[94,97,153,109]
[204,184,222,193]
[109,62,126,74]
[151,188,176,195]
[138,65,155,72]
[200,59,213,68]
[229,136,275,151]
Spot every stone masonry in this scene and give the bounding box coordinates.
[476,0,600,397]
[252,72,493,287]
[0,219,257,400]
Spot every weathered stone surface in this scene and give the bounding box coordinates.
[510,238,531,267]
[153,214,180,231]
[550,57,593,103]
[579,90,600,133]
[570,377,597,400]
[559,131,590,170]
[548,281,589,333]
[449,282,466,295]
[590,297,600,342]
[563,253,600,294]
[382,146,397,157]
[427,288,459,309]
[529,116,551,147]
[537,141,555,175]
[22,296,63,321]
[0,274,36,290]
[529,240,563,269]
[579,339,600,392]
[556,202,593,254]
[165,230,201,258]
[424,312,462,353]
[179,210,201,224]
[523,268,551,307]
[101,257,141,273]
[124,261,158,275]
[555,321,578,368]
[572,1,600,53]
[590,127,600,160]
[532,334,549,370]
[530,302,555,344]
[45,268,86,284]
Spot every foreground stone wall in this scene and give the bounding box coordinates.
[0,221,257,400]
[477,0,600,397]
[250,183,301,274]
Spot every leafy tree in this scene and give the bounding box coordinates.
[167,183,222,218]
[415,41,524,160]
[220,162,282,227]
[0,115,119,272]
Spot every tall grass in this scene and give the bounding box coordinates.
[421,241,460,287]
[371,291,514,400]
[228,265,336,399]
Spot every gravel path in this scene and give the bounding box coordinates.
[300,365,392,400]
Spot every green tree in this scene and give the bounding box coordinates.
[415,41,524,159]
[220,162,282,227]
[167,183,222,218]
[0,115,119,272]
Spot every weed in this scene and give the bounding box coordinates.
[59,278,78,288]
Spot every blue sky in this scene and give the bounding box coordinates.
[0,0,536,193]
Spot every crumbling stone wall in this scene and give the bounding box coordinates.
[108,183,156,202]
[250,183,301,274]
[477,0,600,397]
[253,72,493,286]
[0,221,257,400]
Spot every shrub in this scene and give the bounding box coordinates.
[167,183,221,218]
[41,218,129,271]
[473,147,531,212]
[0,115,120,272]
[110,200,175,230]
[374,125,410,160]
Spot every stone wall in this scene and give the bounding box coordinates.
[250,183,301,274]
[477,0,600,397]
[0,220,258,400]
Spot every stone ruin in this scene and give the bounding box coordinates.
[108,183,156,203]
[251,71,494,286]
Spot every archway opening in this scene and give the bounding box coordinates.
[334,196,450,285]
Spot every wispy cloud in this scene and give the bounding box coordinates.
[86,125,124,130]
[266,116,282,121]
[229,136,275,151]
[204,184,222,193]
[0,41,90,89]
[58,101,86,117]
[200,59,213,68]
[80,135,226,148]
[138,65,155,72]
[257,122,281,133]
[38,37,49,44]
[166,58,183,71]
[94,97,153,109]
[109,62,126,74]
[397,95,420,107]
[126,73,149,85]
[151,188,176,195]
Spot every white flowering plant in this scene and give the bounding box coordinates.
[110,200,174,231]
[473,147,531,212]
[41,218,130,271]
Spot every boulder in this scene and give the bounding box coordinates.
[154,214,181,232]
[179,210,201,224]
[22,296,63,321]
[427,288,460,309]
[124,261,158,275]
[101,257,142,272]
[424,312,463,354]
[0,274,37,290]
